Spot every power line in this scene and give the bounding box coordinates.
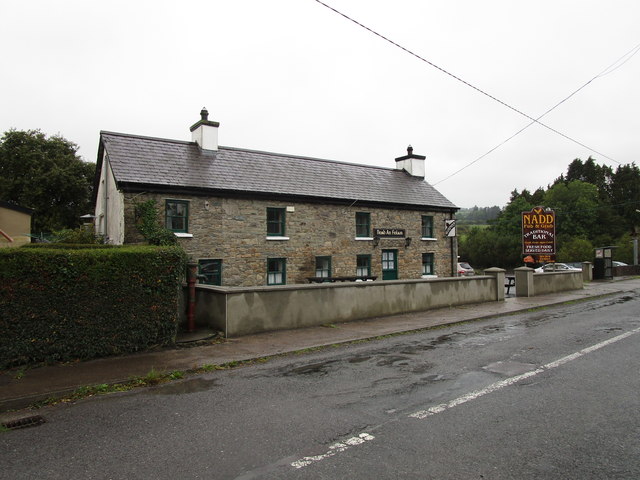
[313,1,623,167]
[434,42,640,185]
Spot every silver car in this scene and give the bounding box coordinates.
[534,263,582,273]
[457,262,475,276]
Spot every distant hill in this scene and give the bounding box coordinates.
[456,206,501,225]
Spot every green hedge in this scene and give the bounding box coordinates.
[0,246,187,369]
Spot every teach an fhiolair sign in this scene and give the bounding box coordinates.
[522,206,556,255]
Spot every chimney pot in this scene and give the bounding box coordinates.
[200,108,209,121]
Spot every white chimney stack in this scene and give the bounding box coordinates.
[190,107,219,151]
[395,145,425,178]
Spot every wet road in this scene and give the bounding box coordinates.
[2,291,640,479]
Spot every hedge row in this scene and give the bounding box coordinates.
[0,245,187,369]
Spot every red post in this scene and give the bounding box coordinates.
[186,261,198,333]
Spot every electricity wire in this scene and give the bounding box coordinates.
[313,1,629,173]
[434,41,640,185]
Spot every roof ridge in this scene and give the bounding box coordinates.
[100,130,194,146]
[100,130,398,173]
[219,146,398,172]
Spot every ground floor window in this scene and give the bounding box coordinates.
[198,259,222,285]
[356,254,371,276]
[267,258,286,285]
[422,253,435,276]
[315,256,331,279]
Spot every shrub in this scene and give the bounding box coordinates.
[135,199,178,246]
[0,245,187,369]
[51,227,105,244]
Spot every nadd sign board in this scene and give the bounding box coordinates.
[522,206,556,259]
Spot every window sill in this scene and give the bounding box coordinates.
[421,274,438,279]
[174,232,193,238]
[355,237,374,241]
[266,236,290,241]
[421,237,437,241]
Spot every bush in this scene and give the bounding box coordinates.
[0,245,187,369]
[51,227,105,244]
[135,199,178,246]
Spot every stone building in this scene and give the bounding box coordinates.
[93,109,459,287]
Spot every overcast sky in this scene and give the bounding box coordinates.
[2,1,639,208]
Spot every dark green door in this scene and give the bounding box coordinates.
[382,249,398,280]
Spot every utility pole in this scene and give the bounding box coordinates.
[634,210,640,266]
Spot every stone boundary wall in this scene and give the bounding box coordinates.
[533,271,583,296]
[514,266,583,297]
[614,265,640,277]
[186,273,506,337]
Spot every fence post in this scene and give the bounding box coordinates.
[515,266,534,297]
[581,261,593,282]
[484,267,506,301]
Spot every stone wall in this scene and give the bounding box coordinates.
[189,274,501,337]
[123,193,456,287]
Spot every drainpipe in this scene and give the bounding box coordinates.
[186,261,198,332]
[450,211,456,277]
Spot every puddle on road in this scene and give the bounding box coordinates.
[148,377,219,395]
[284,361,338,376]
[348,356,372,364]
[376,355,411,367]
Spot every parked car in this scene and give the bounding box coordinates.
[534,263,582,273]
[457,262,475,276]
[612,261,628,267]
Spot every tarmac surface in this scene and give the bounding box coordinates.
[2,277,639,415]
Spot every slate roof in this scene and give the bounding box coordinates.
[99,131,458,211]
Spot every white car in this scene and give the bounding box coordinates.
[534,263,582,273]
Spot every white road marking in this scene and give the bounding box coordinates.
[410,326,640,420]
[291,433,375,469]
[291,326,640,469]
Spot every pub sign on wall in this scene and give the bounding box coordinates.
[374,228,406,238]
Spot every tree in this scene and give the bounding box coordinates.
[0,129,95,234]
[543,180,600,240]
[557,237,593,263]
[610,163,640,233]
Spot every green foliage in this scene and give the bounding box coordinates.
[0,129,95,233]
[459,226,521,269]
[613,233,636,264]
[463,158,640,269]
[0,245,187,369]
[456,206,501,225]
[51,227,104,244]
[135,199,178,246]
[544,181,599,238]
[557,237,594,263]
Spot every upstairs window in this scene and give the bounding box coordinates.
[421,215,434,238]
[267,207,286,237]
[356,212,371,238]
[165,200,189,233]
